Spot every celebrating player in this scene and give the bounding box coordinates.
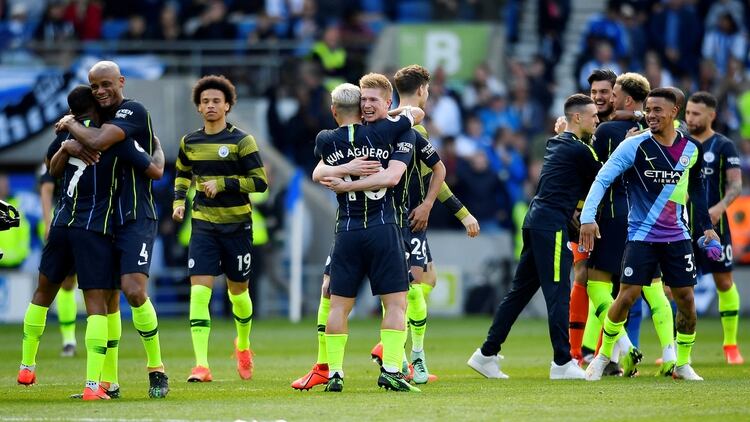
[314,77,422,392]
[468,94,600,380]
[685,91,744,364]
[581,88,719,381]
[173,75,267,382]
[56,61,169,398]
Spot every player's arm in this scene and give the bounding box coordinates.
[688,143,716,236]
[436,182,479,237]
[710,143,743,225]
[202,135,268,199]
[58,116,125,151]
[39,177,54,240]
[173,136,192,222]
[387,106,424,125]
[312,157,382,182]
[49,140,75,178]
[410,161,446,231]
[148,135,165,179]
[112,137,164,180]
[409,135,445,231]
[579,138,635,251]
[323,130,416,192]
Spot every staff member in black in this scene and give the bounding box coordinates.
[468,94,601,380]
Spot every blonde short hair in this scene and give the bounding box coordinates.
[359,73,392,100]
[615,72,650,103]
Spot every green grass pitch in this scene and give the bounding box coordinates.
[1,316,749,421]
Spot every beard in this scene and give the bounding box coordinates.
[597,105,614,120]
[689,123,708,136]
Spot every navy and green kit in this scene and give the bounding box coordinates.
[174,123,267,282]
[40,122,153,289]
[581,131,712,287]
[482,131,601,365]
[688,132,740,273]
[315,116,415,297]
[105,98,159,275]
[587,119,645,275]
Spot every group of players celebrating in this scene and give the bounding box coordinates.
[15,60,743,399]
[470,69,743,382]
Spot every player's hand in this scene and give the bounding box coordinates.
[703,229,720,244]
[55,114,76,133]
[579,222,600,252]
[554,116,567,134]
[172,206,185,222]
[625,126,646,138]
[63,139,100,165]
[409,200,434,232]
[388,106,425,125]
[461,214,480,238]
[344,157,382,177]
[201,180,220,198]
[708,204,725,226]
[321,176,350,193]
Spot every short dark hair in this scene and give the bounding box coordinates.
[587,68,617,88]
[688,91,717,109]
[394,65,431,95]
[192,75,237,111]
[68,85,97,116]
[564,93,594,118]
[647,87,677,104]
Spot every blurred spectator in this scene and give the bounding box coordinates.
[310,25,347,91]
[1,4,33,49]
[63,0,103,40]
[228,0,265,19]
[34,1,75,43]
[456,114,491,157]
[580,0,628,60]
[538,0,570,36]
[527,56,554,113]
[705,0,745,32]
[644,50,674,89]
[428,80,462,138]
[702,12,747,76]
[477,94,518,138]
[0,174,31,269]
[648,0,701,78]
[461,63,507,112]
[509,78,544,137]
[155,2,182,41]
[620,3,647,70]
[454,151,512,232]
[190,0,236,40]
[578,41,621,91]
[290,0,318,47]
[121,14,149,41]
[486,128,527,206]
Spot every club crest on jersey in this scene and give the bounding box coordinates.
[624,267,633,277]
[704,152,715,163]
[679,155,690,167]
[134,140,145,153]
[218,145,230,158]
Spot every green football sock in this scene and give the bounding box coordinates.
[132,298,163,368]
[600,315,625,359]
[228,290,253,351]
[316,296,330,364]
[643,281,674,349]
[718,284,740,346]
[407,284,427,352]
[420,283,434,302]
[587,281,614,325]
[21,304,48,367]
[676,331,696,366]
[85,315,108,383]
[56,288,77,345]
[325,333,348,377]
[381,329,407,373]
[582,299,602,352]
[101,311,121,385]
[189,285,212,368]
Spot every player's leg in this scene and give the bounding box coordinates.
[642,278,677,374]
[186,231,221,382]
[291,274,331,390]
[469,229,539,379]
[221,233,255,380]
[100,289,121,397]
[323,231,364,392]
[569,244,589,362]
[534,230,583,380]
[714,271,743,363]
[625,296,643,348]
[81,289,111,400]
[58,274,78,356]
[586,241,655,381]
[19,228,71,385]
[663,240,702,380]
